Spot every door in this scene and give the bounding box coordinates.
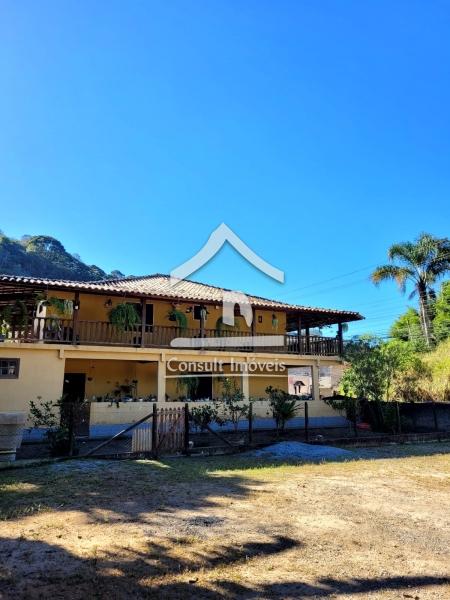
[193,374,213,400]
[62,373,90,436]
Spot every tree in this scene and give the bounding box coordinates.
[371,233,450,347]
[340,336,387,401]
[380,340,428,401]
[220,377,249,431]
[434,281,450,342]
[340,336,428,402]
[390,307,425,351]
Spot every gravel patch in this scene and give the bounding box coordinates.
[248,441,354,461]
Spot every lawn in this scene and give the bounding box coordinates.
[0,443,449,599]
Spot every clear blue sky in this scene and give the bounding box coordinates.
[1,1,450,336]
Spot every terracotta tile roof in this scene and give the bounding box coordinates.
[0,273,364,322]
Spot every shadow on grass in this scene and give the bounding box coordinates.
[0,534,448,599]
[1,438,450,521]
[0,457,264,523]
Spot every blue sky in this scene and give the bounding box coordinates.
[1,1,450,336]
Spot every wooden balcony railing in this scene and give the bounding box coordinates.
[1,317,341,356]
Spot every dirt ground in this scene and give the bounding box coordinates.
[0,442,449,599]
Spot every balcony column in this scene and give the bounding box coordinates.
[157,359,166,403]
[337,322,344,355]
[251,308,255,352]
[305,327,311,354]
[242,370,249,401]
[72,291,80,345]
[140,298,146,347]
[200,305,206,338]
[297,315,302,354]
[311,363,320,401]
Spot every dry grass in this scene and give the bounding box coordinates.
[0,443,449,599]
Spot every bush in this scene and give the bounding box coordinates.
[266,386,301,435]
[190,404,222,432]
[29,397,87,456]
[220,377,249,431]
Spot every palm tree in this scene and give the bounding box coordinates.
[371,233,450,347]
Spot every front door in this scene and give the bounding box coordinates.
[62,373,90,436]
[193,374,213,400]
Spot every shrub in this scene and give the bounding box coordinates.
[266,386,301,435]
[220,377,249,431]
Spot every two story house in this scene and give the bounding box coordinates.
[0,273,363,437]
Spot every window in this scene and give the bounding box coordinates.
[0,358,20,379]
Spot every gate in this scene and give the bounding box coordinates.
[132,407,185,454]
[82,404,188,458]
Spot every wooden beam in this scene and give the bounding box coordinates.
[297,314,302,355]
[140,298,146,347]
[72,291,80,345]
[199,304,206,338]
[337,322,344,355]
[305,326,310,354]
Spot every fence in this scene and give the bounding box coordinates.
[347,400,450,436]
[15,399,450,461]
[16,401,311,460]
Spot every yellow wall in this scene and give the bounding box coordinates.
[0,347,65,423]
[64,358,158,400]
[44,291,288,334]
[0,341,344,427]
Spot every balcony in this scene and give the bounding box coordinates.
[1,317,342,356]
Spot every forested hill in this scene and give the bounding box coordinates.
[0,232,125,281]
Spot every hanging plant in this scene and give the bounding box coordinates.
[108,303,140,331]
[216,316,240,334]
[0,300,28,331]
[45,297,74,317]
[167,309,187,330]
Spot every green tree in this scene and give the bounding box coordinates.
[371,233,450,347]
[340,336,387,401]
[341,336,427,402]
[220,377,249,431]
[390,307,425,350]
[434,281,450,342]
[380,339,428,401]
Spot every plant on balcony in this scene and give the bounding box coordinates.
[0,300,28,335]
[266,386,301,435]
[215,316,240,335]
[108,303,140,331]
[47,297,73,317]
[167,308,187,330]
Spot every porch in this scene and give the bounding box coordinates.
[3,317,342,356]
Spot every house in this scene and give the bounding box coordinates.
[0,273,363,437]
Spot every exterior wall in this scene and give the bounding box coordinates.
[1,342,347,438]
[65,358,158,400]
[44,291,287,334]
[0,346,65,423]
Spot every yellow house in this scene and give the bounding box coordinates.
[0,273,363,438]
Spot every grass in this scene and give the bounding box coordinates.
[0,443,450,598]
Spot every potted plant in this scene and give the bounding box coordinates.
[108,303,140,331]
[167,308,188,329]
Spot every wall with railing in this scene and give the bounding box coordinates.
[2,317,341,356]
